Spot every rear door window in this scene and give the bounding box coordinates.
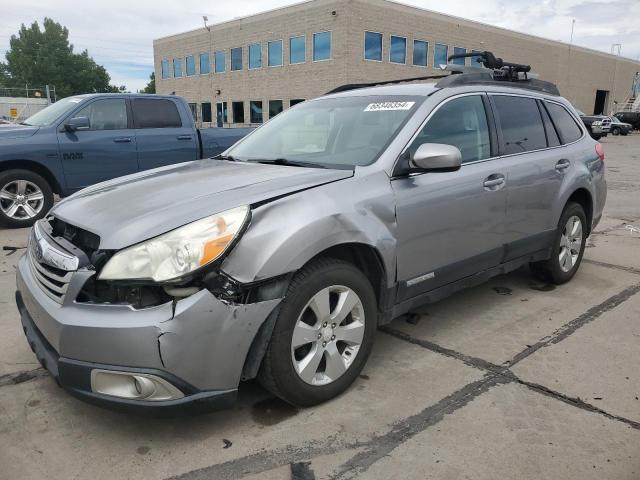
[132,98,182,128]
[407,95,491,163]
[545,102,583,144]
[538,102,561,147]
[492,95,547,154]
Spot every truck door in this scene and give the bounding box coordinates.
[57,98,139,191]
[131,98,198,170]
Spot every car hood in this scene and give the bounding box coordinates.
[52,159,354,249]
[0,124,40,140]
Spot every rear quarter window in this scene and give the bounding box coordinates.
[492,95,547,154]
[545,102,583,144]
[132,98,182,129]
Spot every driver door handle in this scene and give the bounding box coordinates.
[113,137,132,143]
[483,174,505,190]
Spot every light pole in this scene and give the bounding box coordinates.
[611,43,622,114]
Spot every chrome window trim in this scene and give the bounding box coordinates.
[364,31,384,62]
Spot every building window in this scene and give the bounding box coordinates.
[161,59,170,79]
[199,53,210,74]
[232,101,244,123]
[202,102,212,123]
[231,47,243,71]
[289,35,305,64]
[268,40,283,67]
[390,35,406,64]
[364,31,382,61]
[216,102,228,126]
[269,100,283,118]
[248,43,262,69]
[434,43,448,67]
[185,55,196,76]
[250,101,263,123]
[188,103,197,121]
[173,58,182,77]
[413,40,428,67]
[452,47,466,65]
[214,51,225,73]
[313,31,331,61]
[290,99,305,107]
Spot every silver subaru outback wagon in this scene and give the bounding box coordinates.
[16,53,606,414]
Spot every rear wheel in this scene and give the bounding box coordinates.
[530,202,587,284]
[0,169,53,228]
[258,258,377,406]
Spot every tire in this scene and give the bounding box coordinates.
[258,258,377,407]
[590,131,601,140]
[612,127,620,136]
[0,169,54,228]
[530,202,587,285]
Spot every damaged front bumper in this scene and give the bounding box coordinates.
[15,254,281,414]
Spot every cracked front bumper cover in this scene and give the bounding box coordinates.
[15,254,282,412]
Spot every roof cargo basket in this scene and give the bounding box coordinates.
[326,51,559,96]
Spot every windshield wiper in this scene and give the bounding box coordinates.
[215,154,238,161]
[247,158,328,169]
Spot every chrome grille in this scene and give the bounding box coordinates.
[27,221,78,304]
[28,250,73,304]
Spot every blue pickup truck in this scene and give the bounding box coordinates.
[0,93,252,227]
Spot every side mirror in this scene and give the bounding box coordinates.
[65,116,90,132]
[410,143,462,172]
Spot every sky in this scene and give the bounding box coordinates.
[1,0,638,92]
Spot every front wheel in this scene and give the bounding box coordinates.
[530,202,587,284]
[0,169,54,228]
[612,127,620,136]
[258,258,377,406]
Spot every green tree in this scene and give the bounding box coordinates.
[142,72,155,94]
[0,18,116,97]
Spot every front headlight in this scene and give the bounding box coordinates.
[98,206,249,282]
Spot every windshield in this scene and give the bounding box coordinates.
[22,97,84,127]
[227,95,423,167]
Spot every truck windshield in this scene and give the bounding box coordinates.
[227,95,423,167]
[21,97,83,127]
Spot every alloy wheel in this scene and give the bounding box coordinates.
[0,180,45,220]
[559,215,583,273]
[291,285,365,386]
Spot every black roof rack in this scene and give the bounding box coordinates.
[326,51,560,96]
[326,74,449,94]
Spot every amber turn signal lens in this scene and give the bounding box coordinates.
[201,234,234,266]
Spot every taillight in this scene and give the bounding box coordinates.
[595,143,605,162]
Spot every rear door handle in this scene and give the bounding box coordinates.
[483,174,505,190]
[177,135,193,140]
[113,137,132,143]
[555,159,571,172]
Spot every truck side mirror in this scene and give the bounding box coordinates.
[410,143,462,172]
[65,116,90,132]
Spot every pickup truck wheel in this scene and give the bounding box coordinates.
[530,202,587,285]
[258,258,377,407]
[0,170,53,228]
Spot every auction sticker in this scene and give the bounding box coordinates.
[364,101,415,112]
